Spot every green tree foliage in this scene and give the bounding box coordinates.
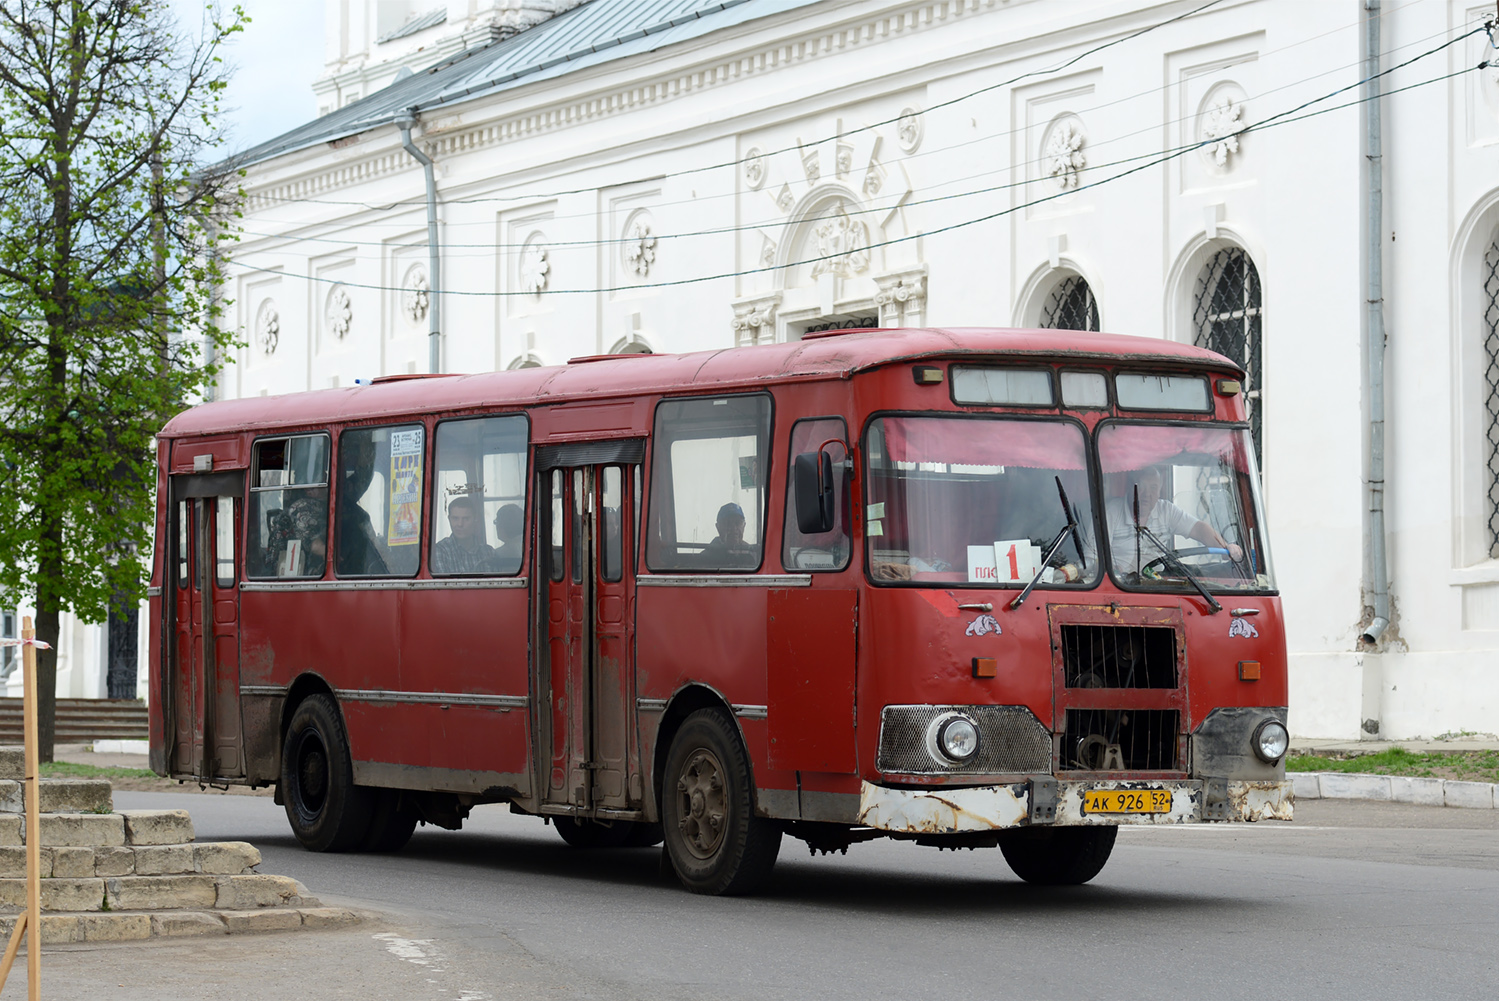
[0,0,244,759]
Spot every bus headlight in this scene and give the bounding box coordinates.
[1252,719,1289,762]
[936,715,979,762]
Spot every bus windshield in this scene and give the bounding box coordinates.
[864,416,1097,587]
[1097,422,1274,592]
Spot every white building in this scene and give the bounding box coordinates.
[191,0,1499,740]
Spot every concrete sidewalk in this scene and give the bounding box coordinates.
[1290,736,1499,755]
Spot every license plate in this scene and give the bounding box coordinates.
[1082,788,1173,814]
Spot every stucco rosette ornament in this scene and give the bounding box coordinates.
[1200,95,1245,168]
[520,243,550,295]
[403,267,430,324]
[624,221,656,278]
[896,108,923,153]
[743,147,766,189]
[1045,119,1086,190]
[325,285,352,339]
[256,301,280,355]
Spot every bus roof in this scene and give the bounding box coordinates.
[160,326,1241,438]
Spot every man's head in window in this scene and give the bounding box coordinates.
[341,434,378,501]
[494,503,523,551]
[448,496,481,544]
[715,503,746,548]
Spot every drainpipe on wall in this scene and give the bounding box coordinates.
[396,113,442,374]
[1361,0,1391,648]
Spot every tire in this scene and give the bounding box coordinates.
[999,826,1118,885]
[661,709,781,895]
[553,816,634,849]
[280,694,375,852]
[362,788,418,853]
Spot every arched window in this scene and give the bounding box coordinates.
[1483,238,1499,557]
[1193,247,1263,459]
[1040,274,1099,332]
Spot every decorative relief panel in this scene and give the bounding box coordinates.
[743,147,766,189]
[896,107,923,153]
[324,284,352,340]
[1043,115,1087,191]
[1018,78,1096,219]
[623,213,657,279]
[1198,84,1247,171]
[256,299,280,356]
[520,235,550,295]
[402,265,429,324]
[1467,6,1499,146]
[809,203,870,278]
[1169,41,1260,193]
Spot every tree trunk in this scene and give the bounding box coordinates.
[33,607,58,764]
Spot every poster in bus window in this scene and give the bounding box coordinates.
[388,428,424,547]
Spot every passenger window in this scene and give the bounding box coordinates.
[431,415,528,576]
[646,394,772,572]
[336,425,423,577]
[783,418,850,571]
[215,497,236,588]
[601,466,623,582]
[247,435,330,579]
[548,469,565,582]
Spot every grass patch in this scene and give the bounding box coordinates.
[40,760,158,781]
[1287,747,1499,784]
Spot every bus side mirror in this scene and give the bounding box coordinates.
[793,451,835,535]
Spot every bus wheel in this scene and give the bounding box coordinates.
[661,709,781,895]
[553,816,633,848]
[999,826,1117,885]
[280,694,374,852]
[362,789,418,853]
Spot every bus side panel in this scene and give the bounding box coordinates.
[767,588,856,772]
[1186,595,1288,723]
[636,585,798,800]
[393,587,532,781]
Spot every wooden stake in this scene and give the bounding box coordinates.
[0,618,43,999]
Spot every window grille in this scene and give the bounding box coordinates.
[1193,248,1263,459]
[1040,274,1099,332]
[1483,240,1499,558]
[803,315,878,335]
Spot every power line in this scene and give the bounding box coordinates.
[228,21,1482,270]
[231,48,1485,300]
[248,0,1229,212]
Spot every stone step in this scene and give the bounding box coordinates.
[0,872,318,912]
[0,808,193,848]
[0,905,358,944]
[0,840,259,878]
[0,778,113,813]
[0,701,149,745]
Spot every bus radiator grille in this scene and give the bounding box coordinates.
[1060,624,1178,689]
[876,705,1052,775]
[1064,708,1180,771]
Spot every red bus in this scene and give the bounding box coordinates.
[149,327,1291,895]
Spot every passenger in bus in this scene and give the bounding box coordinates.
[490,503,524,574]
[335,435,390,576]
[266,491,328,577]
[700,502,756,568]
[431,496,495,574]
[1106,466,1241,575]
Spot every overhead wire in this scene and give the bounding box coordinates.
[226,19,1485,282]
[229,31,1489,299]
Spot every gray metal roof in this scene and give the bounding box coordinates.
[228,0,820,169]
[375,6,447,44]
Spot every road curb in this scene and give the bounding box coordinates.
[1290,772,1497,809]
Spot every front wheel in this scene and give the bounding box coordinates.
[661,709,781,895]
[999,826,1117,885]
[280,694,374,852]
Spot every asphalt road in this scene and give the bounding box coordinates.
[30,792,1499,1001]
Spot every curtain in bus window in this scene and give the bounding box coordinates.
[783,417,850,571]
[247,435,329,579]
[431,415,528,576]
[336,425,423,577]
[865,417,1097,587]
[647,394,772,572]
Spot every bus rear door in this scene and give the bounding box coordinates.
[167,474,245,782]
[540,457,643,815]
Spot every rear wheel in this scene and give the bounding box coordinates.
[280,694,374,853]
[999,826,1117,885]
[661,709,781,895]
[553,816,634,848]
[362,789,419,852]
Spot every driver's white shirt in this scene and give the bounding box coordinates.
[1106,497,1198,572]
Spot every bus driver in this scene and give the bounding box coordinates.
[1107,466,1241,575]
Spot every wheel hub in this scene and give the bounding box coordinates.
[676,749,727,860]
[297,731,329,814]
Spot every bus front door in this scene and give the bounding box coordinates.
[167,486,245,782]
[542,464,642,815]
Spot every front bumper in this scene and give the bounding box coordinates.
[858,778,1293,834]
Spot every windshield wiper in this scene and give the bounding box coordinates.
[1133,484,1222,614]
[1009,477,1081,611]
